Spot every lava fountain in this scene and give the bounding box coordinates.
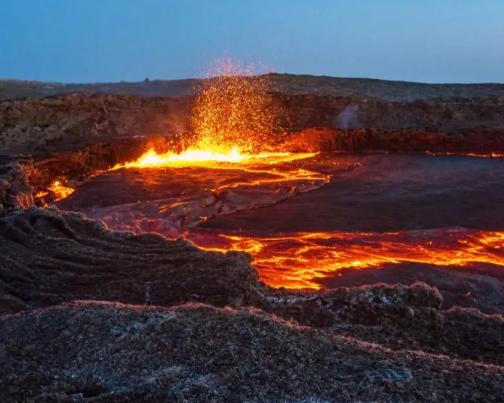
[113,59,309,169]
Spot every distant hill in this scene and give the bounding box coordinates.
[2,73,504,102]
[267,74,504,101]
[0,78,199,101]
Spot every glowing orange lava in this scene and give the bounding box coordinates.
[111,146,317,169]
[36,179,75,201]
[190,229,504,289]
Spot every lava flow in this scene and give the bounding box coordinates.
[188,229,504,289]
[36,179,75,201]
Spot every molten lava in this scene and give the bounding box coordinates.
[112,146,317,169]
[50,180,74,200]
[112,60,306,170]
[36,179,75,202]
[189,229,504,289]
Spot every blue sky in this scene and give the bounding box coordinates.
[1,0,503,83]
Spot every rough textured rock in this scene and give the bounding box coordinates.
[1,301,503,402]
[4,73,504,102]
[282,127,504,154]
[271,283,504,366]
[28,139,149,194]
[319,263,504,315]
[0,208,266,315]
[267,73,504,101]
[276,93,504,133]
[0,93,192,155]
[0,155,34,211]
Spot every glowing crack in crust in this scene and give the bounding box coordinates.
[190,230,504,289]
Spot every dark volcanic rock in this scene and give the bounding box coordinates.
[0,93,192,155]
[4,73,504,102]
[28,139,149,194]
[0,77,200,101]
[0,208,265,315]
[271,283,504,366]
[282,127,504,154]
[319,263,504,315]
[276,93,504,133]
[0,155,34,212]
[267,73,504,102]
[1,301,503,402]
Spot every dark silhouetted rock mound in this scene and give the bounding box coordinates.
[0,208,266,315]
[272,283,504,366]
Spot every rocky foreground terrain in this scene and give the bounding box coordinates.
[1,74,504,401]
[1,208,504,401]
